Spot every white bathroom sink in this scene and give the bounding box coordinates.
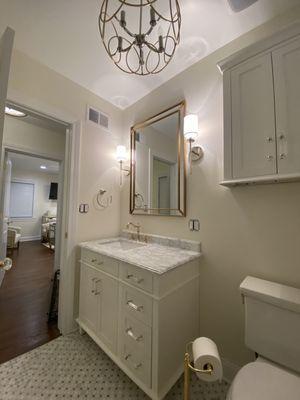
[97,239,146,251]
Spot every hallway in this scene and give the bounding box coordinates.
[0,241,60,364]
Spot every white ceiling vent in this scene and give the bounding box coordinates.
[87,105,109,131]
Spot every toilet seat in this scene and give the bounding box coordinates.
[227,357,300,400]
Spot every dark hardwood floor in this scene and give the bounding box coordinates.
[0,241,60,364]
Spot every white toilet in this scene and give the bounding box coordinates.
[227,276,300,400]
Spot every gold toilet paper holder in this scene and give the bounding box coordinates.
[184,342,213,400]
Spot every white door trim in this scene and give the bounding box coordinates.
[4,98,82,335]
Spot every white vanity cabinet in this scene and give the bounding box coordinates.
[77,247,200,400]
[219,24,300,185]
[79,262,119,353]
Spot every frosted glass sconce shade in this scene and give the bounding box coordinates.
[116,145,127,162]
[184,114,198,141]
[116,145,130,185]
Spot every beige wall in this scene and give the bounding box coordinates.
[121,8,300,368]
[10,168,58,240]
[7,48,124,242]
[3,115,65,160]
[5,5,300,369]
[6,46,124,330]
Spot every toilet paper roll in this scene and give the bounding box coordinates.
[192,337,223,382]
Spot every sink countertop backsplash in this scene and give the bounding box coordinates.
[80,232,201,274]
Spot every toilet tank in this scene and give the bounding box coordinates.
[240,276,300,373]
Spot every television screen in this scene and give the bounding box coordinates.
[49,182,58,200]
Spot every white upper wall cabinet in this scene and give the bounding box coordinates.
[218,23,300,186]
[231,53,276,178]
[272,36,300,175]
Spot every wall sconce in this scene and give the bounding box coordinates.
[184,114,203,173]
[116,145,130,185]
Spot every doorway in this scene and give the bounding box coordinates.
[0,106,68,363]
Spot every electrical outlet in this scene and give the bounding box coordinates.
[189,219,200,231]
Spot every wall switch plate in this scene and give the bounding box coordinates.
[189,219,200,231]
[79,204,89,213]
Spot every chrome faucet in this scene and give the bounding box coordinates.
[126,222,141,241]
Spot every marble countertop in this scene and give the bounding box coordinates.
[80,237,202,275]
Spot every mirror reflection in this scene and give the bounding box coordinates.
[130,102,186,216]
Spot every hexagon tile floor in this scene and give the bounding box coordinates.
[0,332,228,400]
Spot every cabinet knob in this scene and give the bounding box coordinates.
[278,133,285,140]
[127,300,143,312]
[266,155,273,161]
[279,153,286,159]
[126,274,144,284]
[126,327,143,342]
[266,137,273,142]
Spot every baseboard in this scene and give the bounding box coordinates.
[221,357,241,383]
[20,235,41,242]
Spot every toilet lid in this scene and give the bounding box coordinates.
[228,358,300,400]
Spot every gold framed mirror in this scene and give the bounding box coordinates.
[130,101,186,216]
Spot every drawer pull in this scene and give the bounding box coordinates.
[94,279,102,295]
[91,277,97,293]
[124,354,142,370]
[127,300,143,312]
[126,327,143,342]
[126,274,144,284]
[91,258,97,263]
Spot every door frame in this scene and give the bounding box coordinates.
[2,99,81,335]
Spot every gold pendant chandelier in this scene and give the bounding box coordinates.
[98,0,181,76]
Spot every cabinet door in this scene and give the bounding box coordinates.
[231,53,276,178]
[79,264,99,334]
[272,37,300,174]
[97,270,119,353]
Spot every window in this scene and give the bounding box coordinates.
[10,181,35,218]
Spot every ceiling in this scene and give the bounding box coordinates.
[8,152,60,175]
[0,0,299,109]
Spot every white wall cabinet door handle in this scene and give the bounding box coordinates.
[127,300,143,312]
[126,327,143,342]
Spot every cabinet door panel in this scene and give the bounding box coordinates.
[97,271,119,353]
[273,37,300,174]
[79,264,99,334]
[231,53,276,178]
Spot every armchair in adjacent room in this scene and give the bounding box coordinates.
[7,226,22,249]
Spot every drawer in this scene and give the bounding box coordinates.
[121,284,153,326]
[121,341,151,388]
[81,249,119,277]
[120,313,152,359]
[120,262,153,293]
